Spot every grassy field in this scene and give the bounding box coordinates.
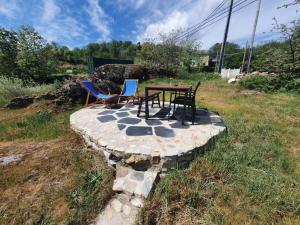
[0,101,114,225]
[0,74,299,225]
[138,76,300,225]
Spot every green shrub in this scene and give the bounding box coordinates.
[177,72,221,81]
[0,76,57,106]
[239,75,300,93]
[57,66,87,75]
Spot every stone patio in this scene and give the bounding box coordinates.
[70,103,226,225]
[70,103,226,170]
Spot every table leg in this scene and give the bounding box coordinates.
[145,88,149,119]
[162,90,165,108]
[182,90,187,125]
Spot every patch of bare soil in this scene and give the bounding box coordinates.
[237,89,263,96]
[0,137,114,225]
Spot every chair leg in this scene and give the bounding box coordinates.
[85,91,90,106]
[157,94,161,108]
[192,105,196,125]
[137,99,143,117]
[117,96,121,104]
[173,102,176,116]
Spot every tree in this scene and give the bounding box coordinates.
[209,42,243,69]
[16,26,58,81]
[138,31,199,74]
[271,18,300,73]
[0,27,18,76]
[86,43,100,57]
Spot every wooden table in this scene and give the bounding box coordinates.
[144,84,192,125]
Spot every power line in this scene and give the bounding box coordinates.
[175,0,257,41]
[177,0,229,35]
[197,0,258,33]
[175,0,233,40]
[184,0,255,39]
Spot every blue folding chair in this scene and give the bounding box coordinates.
[118,79,138,104]
[81,81,119,106]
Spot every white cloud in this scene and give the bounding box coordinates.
[115,0,146,10]
[137,10,189,41]
[0,0,17,18]
[42,0,60,23]
[135,0,299,49]
[86,0,112,41]
[36,0,86,48]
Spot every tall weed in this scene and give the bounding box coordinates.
[0,76,56,106]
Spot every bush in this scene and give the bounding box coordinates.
[239,75,300,93]
[0,76,57,106]
[177,71,221,81]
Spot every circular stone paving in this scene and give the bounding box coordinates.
[70,103,226,164]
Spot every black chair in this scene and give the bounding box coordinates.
[169,81,201,124]
[137,92,161,117]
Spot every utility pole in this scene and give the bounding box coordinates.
[240,40,248,73]
[218,0,234,73]
[247,0,262,74]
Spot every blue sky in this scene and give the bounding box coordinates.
[0,0,298,49]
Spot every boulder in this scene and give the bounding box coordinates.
[4,76,121,110]
[91,64,149,84]
[5,96,35,109]
[35,92,57,101]
[52,77,85,107]
[95,79,121,94]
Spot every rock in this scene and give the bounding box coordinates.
[95,194,139,225]
[91,64,149,84]
[251,71,260,75]
[228,78,237,84]
[111,198,123,212]
[130,196,144,208]
[50,76,121,109]
[94,79,121,94]
[113,165,158,198]
[125,155,151,171]
[5,96,34,109]
[35,92,56,101]
[0,154,23,165]
[240,90,262,96]
[53,77,85,106]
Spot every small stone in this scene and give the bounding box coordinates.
[130,197,144,208]
[151,153,160,164]
[125,155,151,171]
[123,205,131,215]
[111,199,122,213]
[0,154,23,165]
[228,78,237,84]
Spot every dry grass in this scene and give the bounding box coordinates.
[0,101,114,225]
[138,80,300,225]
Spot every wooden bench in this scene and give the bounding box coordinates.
[137,92,161,117]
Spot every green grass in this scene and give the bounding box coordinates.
[138,80,300,225]
[0,105,77,141]
[0,102,113,225]
[0,76,57,106]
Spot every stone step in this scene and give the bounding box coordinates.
[113,165,158,198]
[95,194,140,225]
